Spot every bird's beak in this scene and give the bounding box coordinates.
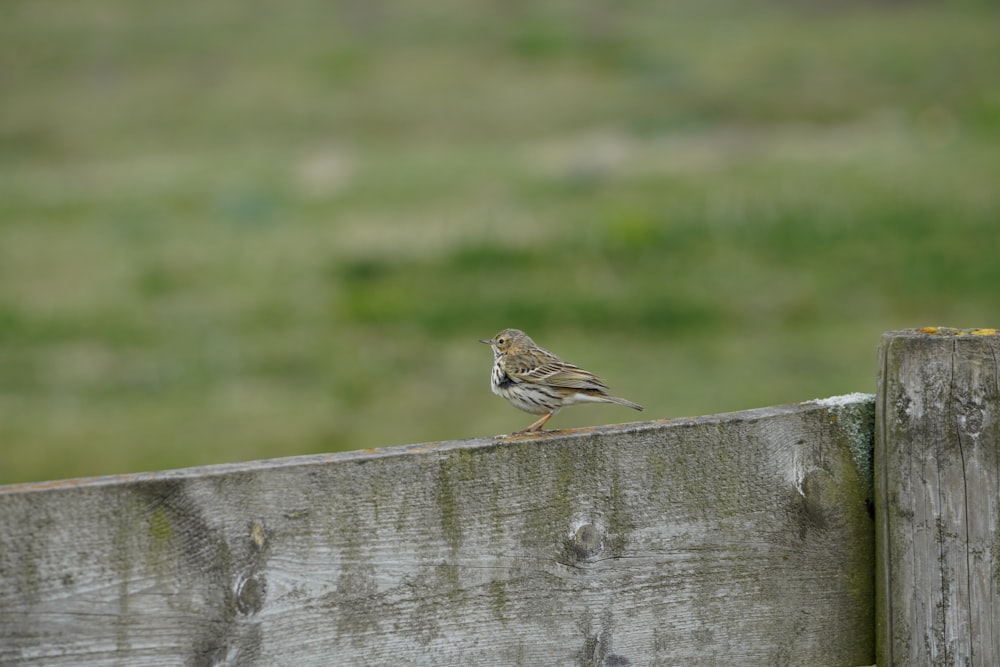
[479,338,493,345]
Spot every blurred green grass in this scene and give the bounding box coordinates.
[2,0,999,484]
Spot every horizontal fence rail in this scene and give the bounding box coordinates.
[1,399,876,666]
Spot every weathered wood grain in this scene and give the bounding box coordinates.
[1,398,875,666]
[876,328,1000,667]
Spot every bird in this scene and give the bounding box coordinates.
[480,328,643,434]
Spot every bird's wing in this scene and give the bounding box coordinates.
[507,356,609,391]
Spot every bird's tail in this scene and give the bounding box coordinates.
[604,395,643,411]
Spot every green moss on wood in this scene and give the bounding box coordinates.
[607,472,635,558]
[488,579,509,622]
[437,455,463,554]
[821,402,878,662]
[146,506,174,572]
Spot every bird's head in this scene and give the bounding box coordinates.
[479,328,531,355]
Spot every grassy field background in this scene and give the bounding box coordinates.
[2,1,999,484]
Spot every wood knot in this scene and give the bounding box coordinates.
[234,572,267,615]
[571,522,605,560]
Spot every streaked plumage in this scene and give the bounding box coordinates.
[480,328,643,434]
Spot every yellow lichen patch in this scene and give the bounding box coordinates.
[405,443,443,452]
[914,326,997,337]
[501,430,560,440]
[250,522,267,548]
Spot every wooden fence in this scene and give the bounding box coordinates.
[0,328,996,666]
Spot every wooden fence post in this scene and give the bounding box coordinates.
[876,327,1000,666]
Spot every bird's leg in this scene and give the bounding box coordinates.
[513,411,554,435]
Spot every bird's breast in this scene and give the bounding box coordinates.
[490,362,514,395]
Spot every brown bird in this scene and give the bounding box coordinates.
[480,328,643,434]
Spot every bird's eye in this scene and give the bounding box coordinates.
[497,338,505,345]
